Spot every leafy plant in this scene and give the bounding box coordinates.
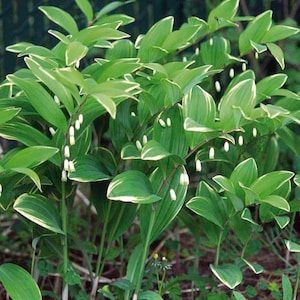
[0,0,300,299]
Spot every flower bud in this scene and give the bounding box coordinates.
[69,135,75,146]
[69,126,75,137]
[252,127,257,138]
[61,170,68,182]
[196,159,202,172]
[136,140,142,151]
[64,159,69,171]
[180,173,189,185]
[229,68,234,78]
[166,118,171,127]
[75,120,80,130]
[238,135,244,146]
[49,127,56,136]
[68,160,75,172]
[159,119,166,128]
[131,111,136,117]
[170,188,177,201]
[215,80,221,92]
[54,95,60,105]
[209,147,215,159]
[195,47,199,55]
[75,60,80,69]
[0,184,2,196]
[78,114,83,124]
[182,56,187,62]
[64,145,70,158]
[242,63,246,72]
[209,38,213,46]
[224,141,230,152]
[142,135,148,145]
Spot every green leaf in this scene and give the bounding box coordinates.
[239,10,272,55]
[274,215,290,229]
[213,175,235,193]
[66,41,88,66]
[0,263,42,300]
[139,291,163,300]
[242,259,264,274]
[10,167,41,191]
[250,171,294,199]
[138,16,173,62]
[126,243,143,287]
[261,25,300,43]
[207,0,239,31]
[282,274,293,300]
[75,0,93,22]
[1,146,59,169]
[267,43,285,69]
[259,195,290,212]
[14,193,63,234]
[210,263,243,289]
[39,6,78,35]
[96,1,134,19]
[90,94,116,119]
[256,74,287,104]
[7,75,68,130]
[250,40,267,53]
[218,79,256,130]
[285,240,300,252]
[0,107,20,124]
[107,170,161,204]
[233,291,247,300]
[68,155,111,182]
[186,196,224,228]
[6,42,34,53]
[277,127,300,160]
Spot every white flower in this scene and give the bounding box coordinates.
[182,56,187,62]
[64,146,70,158]
[224,141,230,152]
[0,184,2,196]
[180,173,189,185]
[142,135,148,145]
[209,147,215,159]
[61,170,68,182]
[70,135,75,145]
[195,47,199,55]
[64,159,69,171]
[229,68,234,78]
[75,120,81,130]
[69,126,75,137]
[196,159,202,172]
[209,38,213,46]
[78,114,84,124]
[242,63,247,72]
[238,135,244,146]
[170,188,177,201]
[75,60,80,69]
[166,118,171,127]
[136,140,142,151]
[68,160,75,172]
[54,95,60,105]
[159,119,166,128]
[252,127,257,138]
[215,80,221,92]
[49,127,56,136]
[131,111,136,117]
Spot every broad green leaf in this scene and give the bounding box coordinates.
[121,143,141,160]
[261,25,300,43]
[259,195,290,212]
[239,10,272,55]
[250,171,294,198]
[105,40,136,59]
[74,26,129,46]
[55,67,85,87]
[139,291,163,300]
[90,94,116,119]
[141,140,185,164]
[19,45,56,60]
[207,0,239,31]
[96,1,134,19]
[2,146,59,169]
[66,41,88,66]
[0,107,20,124]
[68,155,111,182]
[230,213,252,244]
[218,79,256,130]
[138,16,173,62]
[210,264,242,289]
[285,240,300,252]
[107,170,161,204]
[7,75,68,130]
[256,74,287,104]
[294,174,300,188]
[250,40,267,53]
[267,43,285,69]
[39,6,78,35]
[0,263,42,300]
[212,175,235,193]
[241,208,258,225]
[186,196,224,228]
[25,57,74,113]
[277,127,300,160]
[125,243,143,286]
[233,291,247,300]
[48,29,70,44]
[282,274,293,300]
[14,193,63,234]
[75,0,93,22]
[242,259,264,274]
[274,215,290,229]
[6,42,33,53]
[140,166,188,242]
[96,14,134,27]
[10,167,41,191]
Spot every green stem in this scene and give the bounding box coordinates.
[134,208,156,297]
[159,269,166,295]
[61,181,68,299]
[293,255,300,300]
[215,229,224,266]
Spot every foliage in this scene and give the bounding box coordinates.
[0,0,300,299]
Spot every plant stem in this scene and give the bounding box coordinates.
[134,207,156,297]
[215,229,224,266]
[61,181,68,300]
[293,254,300,300]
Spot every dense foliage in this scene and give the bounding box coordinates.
[0,0,300,299]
